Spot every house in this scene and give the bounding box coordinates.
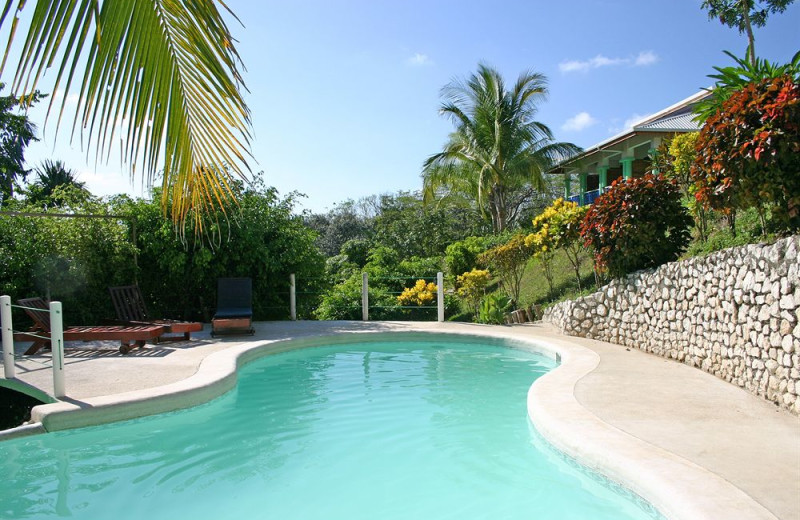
[550,91,711,205]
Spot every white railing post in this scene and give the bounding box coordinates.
[1,295,14,379]
[437,272,444,322]
[362,272,369,321]
[49,301,66,398]
[289,273,297,321]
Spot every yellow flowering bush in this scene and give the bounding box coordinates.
[456,268,491,315]
[397,279,438,306]
[478,233,529,304]
[526,198,589,293]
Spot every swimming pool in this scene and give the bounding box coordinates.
[0,337,663,519]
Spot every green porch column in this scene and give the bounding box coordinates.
[621,157,634,180]
[597,166,609,191]
[579,172,587,206]
[564,174,571,200]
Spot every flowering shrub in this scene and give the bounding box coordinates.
[478,233,530,305]
[693,75,800,232]
[580,174,692,279]
[397,279,438,306]
[653,133,709,240]
[456,268,491,315]
[526,198,588,291]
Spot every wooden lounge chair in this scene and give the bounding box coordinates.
[211,277,255,337]
[108,284,203,343]
[13,297,166,355]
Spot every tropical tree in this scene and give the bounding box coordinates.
[0,1,252,231]
[701,0,795,65]
[693,50,800,121]
[26,159,87,207]
[0,85,41,204]
[422,63,580,233]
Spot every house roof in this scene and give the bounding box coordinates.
[635,111,701,132]
[551,90,712,171]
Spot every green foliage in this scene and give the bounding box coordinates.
[313,273,365,320]
[25,160,87,208]
[114,176,326,321]
[0,188,137,324]
[444,235,507,279]
[478,293,511,325]
[693,75,800,232]
[700,1,795,64]
[581,174,692,279]
[682,207,771,258]
[694,50,800,120]
[654,133,709,240]
[478,233,530,305]
[340,238,371,267]
[372,192,486,258]
[0,85,42,204]
[422,63,580,233]
[3,172,326,324]
[455,268,491,315]
[305,200,373,257]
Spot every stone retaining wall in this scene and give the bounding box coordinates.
[543,235,800,414]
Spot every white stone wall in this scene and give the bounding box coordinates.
[543,235,800,414]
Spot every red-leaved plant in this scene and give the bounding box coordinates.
[580,174,692,279]
[692,75,800,232]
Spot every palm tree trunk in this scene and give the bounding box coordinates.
[741,0,756,65]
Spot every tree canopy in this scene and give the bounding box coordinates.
[0,85,40,204]
[701,0,795,64]
[422,64,579,233]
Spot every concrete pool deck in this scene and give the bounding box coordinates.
[1,321,798,520]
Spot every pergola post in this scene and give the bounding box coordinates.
[579,172,588,206]
[563,173,571,200]
[621,157,635,181]
[598,166,609,192]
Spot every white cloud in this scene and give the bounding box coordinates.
[559,51,660,73]
[561,111,598,132]
[624,112,650,129]
[407,53,432,66]
[634,50,659,66]
[608,112,652,134]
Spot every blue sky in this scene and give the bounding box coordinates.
[18,0,800,213]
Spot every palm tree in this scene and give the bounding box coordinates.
[422,64,580,233]
[28,159,86,205]
[0,0,252,231]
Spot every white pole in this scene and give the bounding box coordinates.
[361,272,369,321]
[289,273,297,321]
[437,272,444,322]
[49,301,66,398]
[1,295,14,379]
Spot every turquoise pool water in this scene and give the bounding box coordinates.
[0,338,663,519]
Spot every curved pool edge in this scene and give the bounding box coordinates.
[526,334,778,520]
[22,327,775,520]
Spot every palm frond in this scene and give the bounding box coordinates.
[1,0,252,231]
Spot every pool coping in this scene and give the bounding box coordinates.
[10,329,778,520]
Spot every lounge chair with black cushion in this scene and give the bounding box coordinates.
[108,284,203,343]
[14,297,166,355]
[212,277,255,337]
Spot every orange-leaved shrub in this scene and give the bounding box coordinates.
[692,75,800,232]
[580,174,692,279]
